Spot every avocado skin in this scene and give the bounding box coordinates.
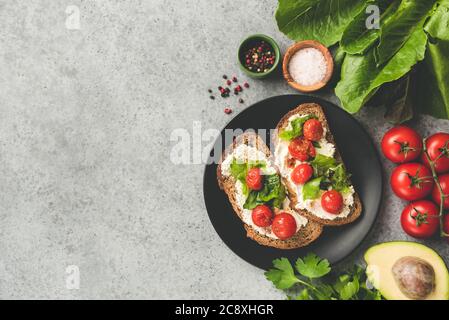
[364,241,449,300]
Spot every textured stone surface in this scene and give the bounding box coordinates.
[0,0,448,299]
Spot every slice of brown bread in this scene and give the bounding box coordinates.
[217,132,323,249]
[273,103,363,226]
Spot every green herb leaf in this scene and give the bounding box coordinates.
[330,164,351,193]
[334,273,360,300]
[275,0,368,47]
[303,177,323,200]
[311,154,337,177]
[294,289,310,300]
[279,115,315,141]
[265,258,299,290]
[243,174,286,210]
[295,253,331,279]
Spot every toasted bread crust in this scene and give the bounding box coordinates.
[273,103,363,226]
[217,132,323,249]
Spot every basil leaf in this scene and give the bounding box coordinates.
[303,177,323,200]
[230,159,266,196]
[311,154,337,176]
[279,115,315,141]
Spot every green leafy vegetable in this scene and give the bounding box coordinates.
[335,18,428,114]
[375,0,436,66]
[275,0,369,47]
[330,164,351,193]
[311,154,337,176]
[341,0,398,54]
[309,155,351,193]
[279,115,315,141]
[302,177,322,200]
[265,253,382,300]
[243,174,286,210]
[295,253,331,279]
[229,159,266,196]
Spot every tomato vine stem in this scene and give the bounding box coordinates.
[423,138,449,237]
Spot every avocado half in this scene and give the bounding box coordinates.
[364,241,449,300]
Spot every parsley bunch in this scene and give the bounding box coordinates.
[265,254,382,300]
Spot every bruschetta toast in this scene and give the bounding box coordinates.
[217,132,323,249]
[273,103,362,226]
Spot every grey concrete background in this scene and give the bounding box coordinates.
[0,0,448,299]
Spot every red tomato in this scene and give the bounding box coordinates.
[303,119,323,142]
[390,163,434,201]
[400,200,439,239]
[246,167,263,191]
[432,174,449,209]
[422,133,449,173]
[291,164,313,184]
[381,126,422,163]
[251,205,273,227]
[288,137,316,161]
[321,190,343,214]
[272,212,297,240]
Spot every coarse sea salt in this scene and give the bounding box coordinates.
[288,47,327,86]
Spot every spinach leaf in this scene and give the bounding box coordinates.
[275,0,368,47]
[375,0,436,66]
[279,115,315,141]
[335,17,428,114]
[340,0,400,54]
[311,154,337,177]
[303,177,322,200]
[243,174,286,210]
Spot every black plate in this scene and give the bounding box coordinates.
[203,95,383,270]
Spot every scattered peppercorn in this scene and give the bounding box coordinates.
[244,82,249,88]
[208,89,213,93]
[243,41,276,73]
[223,75,228,79]
[210,96,215,100]
[236,85,243,92]
[232,76,238,83]
[239,98,244,104]
[226,79,232,86]
[224,108,232,114]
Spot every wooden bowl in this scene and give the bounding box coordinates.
[282,40,334,92]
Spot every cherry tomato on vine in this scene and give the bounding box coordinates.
[321,190,343,214]
[272,212,297,240]
[251,205,273,227]
[246,167,263,191]
[422,133,449,174]
[303,119,323,142]
[432,173,449,210]
[291,163,313,184]
[381,126,422,163]
[400,200,440,239]
[390,163,434,201]
[288,137,316,161]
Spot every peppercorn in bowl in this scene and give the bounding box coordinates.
[238,34,280,79]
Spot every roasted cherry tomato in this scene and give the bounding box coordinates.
[422,133,449,174]
[246,167,263,191]
[291,163,313,184]
[400,200,439,239]
[303,119,323,142]
[381,126,422,163]
[272,212,297,240]
[251,205,274,227]
[321,190,343,214]
[432,173,449,209]
[390,163,434,201]
[288,137,316,161]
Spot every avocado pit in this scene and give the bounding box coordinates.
[392,256,435,300]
